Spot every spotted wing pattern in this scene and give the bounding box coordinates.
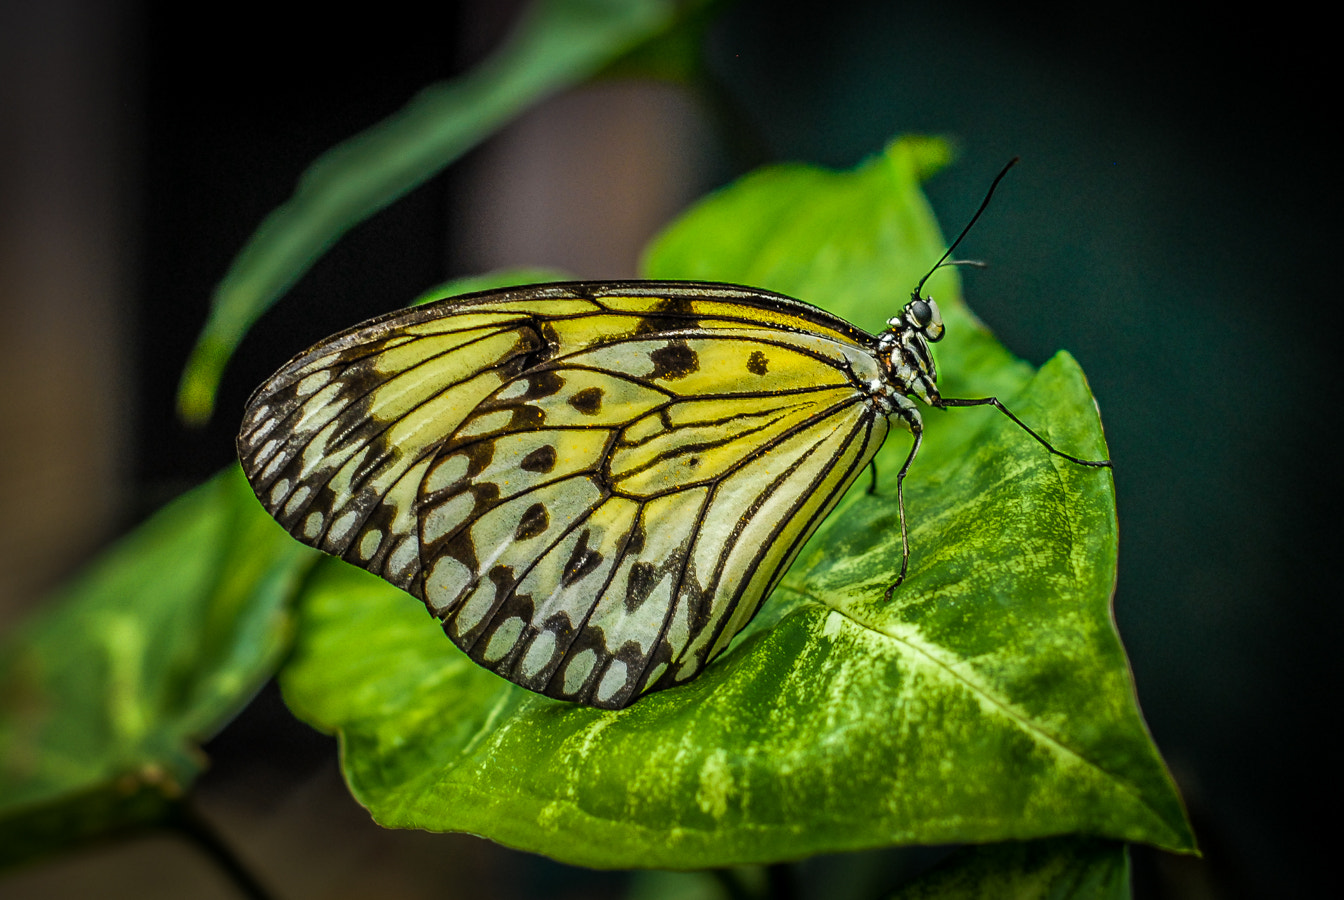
[238,282,891,708]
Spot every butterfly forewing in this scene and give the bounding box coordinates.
[239,304,553,593]
[239,283,892,708]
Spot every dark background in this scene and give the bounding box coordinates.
[2,0,1333,896]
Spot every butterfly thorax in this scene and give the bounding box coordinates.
[875,295,945,413]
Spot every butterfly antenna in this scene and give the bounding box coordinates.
[913,157,1020,299]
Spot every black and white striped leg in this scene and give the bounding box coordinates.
[884,424,923,601]
[936,396,1112,468]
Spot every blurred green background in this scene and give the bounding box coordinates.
[1,0,1331,897]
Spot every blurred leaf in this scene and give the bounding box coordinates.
[891,837,1130,899]
[178,0,711,424]
[598,0,727,83]
[278,137,1192,868]
[0,467,316,866]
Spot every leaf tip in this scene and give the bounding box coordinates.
[176,340,224,427]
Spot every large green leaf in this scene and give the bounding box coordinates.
[0,467,316,866]
[178,0,707,424]
[278,136,1192,868]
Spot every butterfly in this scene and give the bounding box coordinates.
[237,162,1111,710]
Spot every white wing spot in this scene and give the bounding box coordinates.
[422,492,475,545]
[258,443,285,480]
[454,579,497,635]
[387,537,418,581]
[495,378,531,401]
[484,617,526,663]
[329,510,360,544]
[424,453,470,494]
[563,648,597,695]
[282,484,312,517]
[664,592,691,658]
[291,384,343,434]
[425,556,472,613]
[295,370,332,396]
[644,662,667,688]
[247,414,278,446]
[458,409,513,439]
[303,511,324,539]
[358,529,383,560]
[519,630,558,679]
[268,478,291,508]
[596,660,628,704]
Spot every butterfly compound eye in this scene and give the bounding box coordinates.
[908,299,933,328]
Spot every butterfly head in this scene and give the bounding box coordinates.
[901,294,944,342]
[876,156,1018,409]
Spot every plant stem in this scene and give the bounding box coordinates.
[169,798,279,900]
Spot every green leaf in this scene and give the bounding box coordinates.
[177,0,705,425]
[891,838,1131,899]
[278,136,1193,868]
[0,466,316,866]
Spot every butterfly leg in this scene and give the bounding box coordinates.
[937,396,1112,467]
[883,410,924,601]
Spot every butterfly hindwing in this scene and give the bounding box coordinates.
[239,282,892,708]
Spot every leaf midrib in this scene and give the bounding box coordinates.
[803,589,1170,835]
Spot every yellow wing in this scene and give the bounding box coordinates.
[238,282,891,708]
